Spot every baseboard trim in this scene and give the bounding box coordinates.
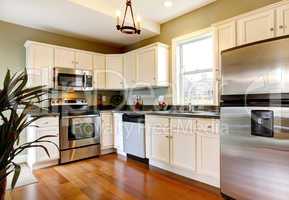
[149,159,220,188]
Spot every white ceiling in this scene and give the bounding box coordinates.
[0,0,215,47]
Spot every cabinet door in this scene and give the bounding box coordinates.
[171,118,197,171]
[237,10,275,45]
[113,113,124,153]
[26,67,52,107]
[26,44,54,68]
[93,54,106,89]
[101,113,114,149]
[137,48,156,86]
[106,55,124,89]
[196,119,220,179]
[75,52,93,70]
[123,52,137,88]
[149,117,170,164]
[277,3,289,36]
[37,129,60,162]
[54,48,75,68]
[197,134,220,178]
[217,21,236,52]
[26,67,53,88]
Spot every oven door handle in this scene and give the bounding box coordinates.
[83,72,87,90]
[62,114,100,119]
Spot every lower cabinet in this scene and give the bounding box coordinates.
[171,118,197,172]
[100,112,114,152]
[27,116,59,169]
[113,113,125,156]
[148,117,170,163]
[146,115,220,187]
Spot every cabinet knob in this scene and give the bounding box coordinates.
[279,25,284,29]
[270,28,274,31]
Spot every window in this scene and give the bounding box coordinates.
[174,31,215,105]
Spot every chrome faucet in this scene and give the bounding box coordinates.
[188,103,194,112]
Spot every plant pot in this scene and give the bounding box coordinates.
[0,177,6,200]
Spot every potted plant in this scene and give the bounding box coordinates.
[0,70,57,200]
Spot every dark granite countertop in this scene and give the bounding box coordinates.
[144,111,220,119]
[27,107,59,118]
[108,110,220,119]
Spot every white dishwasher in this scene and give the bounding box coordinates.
[123,113,146,159]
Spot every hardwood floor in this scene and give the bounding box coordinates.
[5,154,223,200]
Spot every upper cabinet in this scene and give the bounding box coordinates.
[136,43,169,87]
[137,47,156,86]
[216,21,236,52]
[54,48,75,69]
[55,48,93,69]
[75,52,93,70]
[106,55,124,90]
[277,3,289,36]
[123,52,137,88]
[237,10,275,45]
[93,54,106,89]
[25,43,54,68]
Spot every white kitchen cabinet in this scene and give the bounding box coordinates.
[216,21,236,52]
[25,41,54,91]
[75,52,93,70]
[237,10,275,45]
[136,43,169,87]
[93,54,106,89]
[101,112,114,150]
[137,48,155,86]
[196,119,220,180]
[27,116,59,169]
[146,116,170,164]
[106,55,124,89]
[26,67,52,108]
[277,3,289,36]
[123,52,137,88]
[171,118,197,172]
[113,113,125,155]
[146,115,220,187]
[25,43,54,68]
[54,48,75,68]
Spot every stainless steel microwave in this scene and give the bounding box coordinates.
[53,67,93,91]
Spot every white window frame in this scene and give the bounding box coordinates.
[172,27,219,106]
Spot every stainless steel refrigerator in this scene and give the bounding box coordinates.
[220,37,289,200]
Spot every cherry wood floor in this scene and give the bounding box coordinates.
[5,154,222,200]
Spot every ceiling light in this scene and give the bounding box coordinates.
[116,0,141,35]
[164,1,173,8]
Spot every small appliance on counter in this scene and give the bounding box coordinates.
[50,98,101,164]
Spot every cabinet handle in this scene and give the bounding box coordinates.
[270,28,274,31]
[165,135,170,138]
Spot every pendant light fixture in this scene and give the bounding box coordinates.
[116,0,141,35]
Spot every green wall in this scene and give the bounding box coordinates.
[0,20,121,88]
[122,0,281,51]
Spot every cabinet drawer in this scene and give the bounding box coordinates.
[171,118,196,134]
[196,119,216,134]
[146,116,169,129]
[34,117,59,128]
